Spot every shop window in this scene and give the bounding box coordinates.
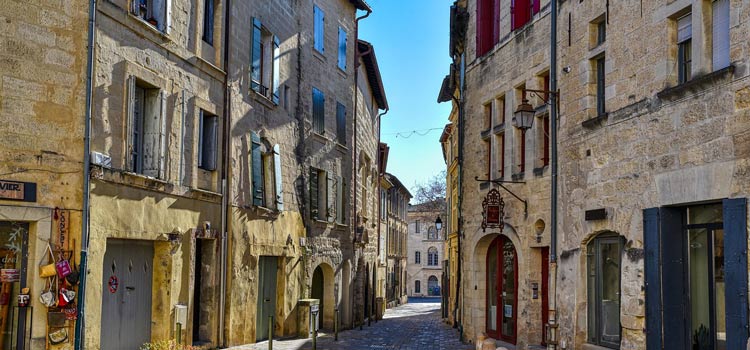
[128,77,167,179]
[586,232,622,348]
[250,18,281,104]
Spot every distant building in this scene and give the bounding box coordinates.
[406,201,447,298]
[383,173,411,307]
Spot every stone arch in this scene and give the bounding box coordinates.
[310,262,335,330]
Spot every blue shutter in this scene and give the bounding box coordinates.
[723,198,749,349]
[659,207,687,350]
[250,131,263,206]
[250,18,262,92]
[338,27,347,70]
[314,6,324,53]
[272,35,280,105]
[643,208,662,350]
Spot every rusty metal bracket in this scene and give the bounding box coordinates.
[474,176,528,218]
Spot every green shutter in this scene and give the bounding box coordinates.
[310,169,319,219]
[250,18,262,92]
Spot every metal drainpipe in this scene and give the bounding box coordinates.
[548,0,559,348]
[75,0,96,348]
[219,0,232,346]
[353,8,371,326]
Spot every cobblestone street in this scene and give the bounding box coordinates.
[228,300,472,350]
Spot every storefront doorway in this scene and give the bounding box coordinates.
[486,235,517,343]
[0,222,28,350]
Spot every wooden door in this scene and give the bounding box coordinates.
[256,256,278,341]
[486,236,517,343]
[541,247,549,345]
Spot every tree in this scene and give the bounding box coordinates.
[412,170,447,210]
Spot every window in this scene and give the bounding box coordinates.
[596,18,606,46]
[312,87,325,134]
[415,280,421,294]
[335,176,345,224]
[511,0,538,31]
[415,220,420,233]
[539,115,549,167]
[313,5,325,53]
[309,168,327,220]
[516,127,526,173]
[415,251,421,264]
[428,247,439,266]
[496,132,505,179]
[484,103,492,130]
[128,77,167,179]
[677,13,692,84]
[596,56,606,116]
[202,0,215,45]
[587,233,622,348]
[712,0,730,71]
[485,139,492,178]
[198,110,218,171]
[130,0,171,33]
[336,102,346,144]
[250,132,284,210]
[338,27,347,71]
[476,0,499,57]
[427,227,437,240]
[250,18,281,104]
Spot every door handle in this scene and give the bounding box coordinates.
[126,286,135,291]
[265,299,271,302]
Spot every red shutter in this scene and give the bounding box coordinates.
[476,0,483,55]
[511,0,516,30]
[512,0,531,30]
[532,0,540,15]
[493,0,501,44]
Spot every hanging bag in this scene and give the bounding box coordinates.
[48,328,68,345]
[39,277,56,307]
[38,244,56,278]
[47,311,66,328]
[65,253,79,286]
[64,303,78,320]
[55,251,72,279]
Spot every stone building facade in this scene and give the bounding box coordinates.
[442,0,750,349]
[439,0,555,347]
[441,119,460,325]
[555,0,750,349]
[406,202,446,298]
[0,1,88,349]
[87,0,226,348]
[383,173,410,307]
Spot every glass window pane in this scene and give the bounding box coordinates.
[689,228,711,349]
[599,239,621,344]
[501,240,516,338]
[715,229,726,350]
[487,244,497,331]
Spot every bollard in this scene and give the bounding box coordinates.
[176,323,182,344]
[268,315,273,350]
[312,327,317,350]
[334,308,339,341]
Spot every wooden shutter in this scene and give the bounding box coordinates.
[273,144,283,211]
[310,169,319,219]
[532,0,540,15]
[130,0,139,15]
[335,176,343,224]
[312,88,325,134]
[314,6,324,52]
[677,13,692,43]
[250,18,262,92]
[476,0,483,55]
[712,0,730,70]
[165,0,172,34]
[723,198,749,349]
[198,110,205,169]
[250,131,263,206]
[127,76,137,171]
[338,27,347,70]
[643,208,662,350]
[205,115,218,171]
[659,207,687,350]
[327,172,335,220]
[493,0,501,44]
[272,35,280,105]
[158,90,167,179]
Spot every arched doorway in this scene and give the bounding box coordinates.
[486,235,518,343]
[428,276,439,296]
[311,263,334,329]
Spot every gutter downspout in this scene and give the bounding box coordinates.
[75,0,96,348]
[353,8,371,327]
[219,0,232,346]
[548,0,559,347]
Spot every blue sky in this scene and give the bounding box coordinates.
[359,0,453,197]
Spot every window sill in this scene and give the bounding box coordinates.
[190,187,222,198]
[511,172,525,181]
[480,128,491,140]
[493,123,505,134]
[122,171,170,185]
[337,67,347,78]
[313,49,326,62]
[582,113,608,129]
[581,343,616,350]
[533,166,548,177]
[657,65,735,101]
[251,89,277,108]
[335,142,348,152]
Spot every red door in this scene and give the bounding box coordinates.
[541,247,549,345]
[486,236,518,343]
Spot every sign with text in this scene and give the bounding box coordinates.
[0,180,36,202]
[481,188,505,232]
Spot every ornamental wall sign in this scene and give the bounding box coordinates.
[482,188,505,232]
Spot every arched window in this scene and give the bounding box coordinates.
[415,280,421,294]
[415,251,421,264]
[428,247,438,266]
[427,226,437,240]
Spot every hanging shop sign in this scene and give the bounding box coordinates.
[482,188,505,232]
[0,180,36,202]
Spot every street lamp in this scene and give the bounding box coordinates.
[435,216,442,231]
[512,97,535,130]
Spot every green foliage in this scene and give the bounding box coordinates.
[140,340,200,350]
